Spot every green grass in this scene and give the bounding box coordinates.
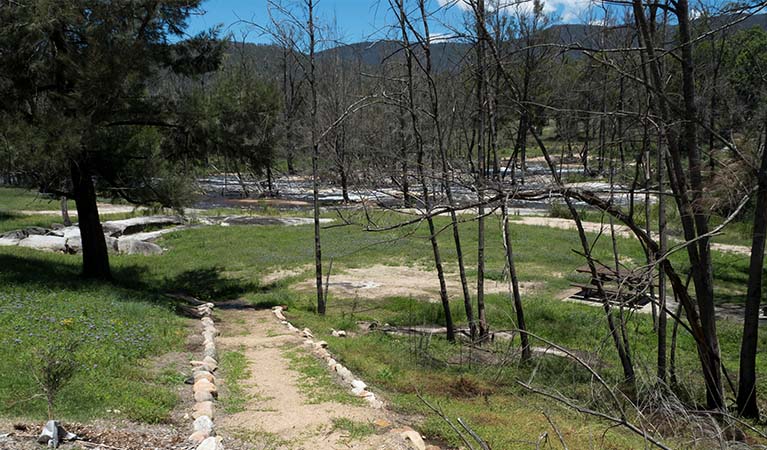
[331,417,376,440]
[0,189,191,423]
[284,346,364,406]
[0,284,186,422]
[0,187,74,212]
[1,185,765,444]
[219,349,251,414]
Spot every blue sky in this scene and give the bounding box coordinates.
[184,0,592,44]
[185,0,407,43]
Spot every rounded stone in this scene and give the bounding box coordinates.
[188,430,209,444]
[193,401,214,419]
[194,390,214,402]
[196,436,224,450]
[194,371,215,383]
[193,415,214,434]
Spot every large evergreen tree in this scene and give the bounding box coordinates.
[0,0,222,280]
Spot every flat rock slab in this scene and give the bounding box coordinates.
[18,235,67,252]
[118,239,163,256]
[46,226,81,239]
[102,215,184,237]
[0,237,20,246]
[126,225,190,242]
[200,215,332,227]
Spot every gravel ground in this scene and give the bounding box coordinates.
[0,420,254,450]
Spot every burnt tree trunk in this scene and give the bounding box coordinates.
[632,0,724,408]
[415,0,473,341]
[395,0,454,342]
[398,105,412,208]
[736,119,767,418]
[307,0,325,315]
[475,0,489,341]
[502,200,530,361]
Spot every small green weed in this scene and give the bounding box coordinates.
[332,418,376,440]
[220,350,251,414]
[284,346,363,406]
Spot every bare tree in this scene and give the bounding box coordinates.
[737,118,767,418]
[392,0,455,342]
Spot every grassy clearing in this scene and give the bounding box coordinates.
[219,349,251,414]
[1,186,764,444]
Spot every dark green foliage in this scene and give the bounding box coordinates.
[0,0,224,205]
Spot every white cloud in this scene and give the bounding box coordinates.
[437,0,592,23]
[428,32,455,43]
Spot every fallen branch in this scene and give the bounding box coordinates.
[416,392,477,450]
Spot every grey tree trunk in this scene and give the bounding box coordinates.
[502,200,530,361]
[60,196,72,227]
[736,119,767,418]
[657,134,668,383]
[307,0,325,315]
[475,0,489,341]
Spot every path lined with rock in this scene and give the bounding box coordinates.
[188,303,223,450]
[215,306,434,450]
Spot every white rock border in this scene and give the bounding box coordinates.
[271,306,384,409]
[187,303,225,450]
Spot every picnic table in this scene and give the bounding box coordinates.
[570,264,653,308]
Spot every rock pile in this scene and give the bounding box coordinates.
[271,306,384,409]
[188,304,224,450]
[0,215,186,256]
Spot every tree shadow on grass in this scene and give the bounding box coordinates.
[160,266,260,301]
[0,254,265,307]
[0,210,23,221]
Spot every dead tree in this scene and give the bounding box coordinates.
[392,0,455,342]
[472,0,490,341]
[501,195,531,361]
[307,0,325,315]
[632,0,724,408]
[411,0,476,341]
[737,118,767,418]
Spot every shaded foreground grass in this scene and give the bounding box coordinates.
[0,282,186,422]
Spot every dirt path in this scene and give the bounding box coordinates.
[216,306,427,450]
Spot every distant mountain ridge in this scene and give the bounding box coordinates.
[222,13,767,75]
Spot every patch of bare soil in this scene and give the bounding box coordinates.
[0,419,190,450]
[261,264,314,285]
[292,264,543,302]
[17,204,140,217]
[216,307,427,450]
